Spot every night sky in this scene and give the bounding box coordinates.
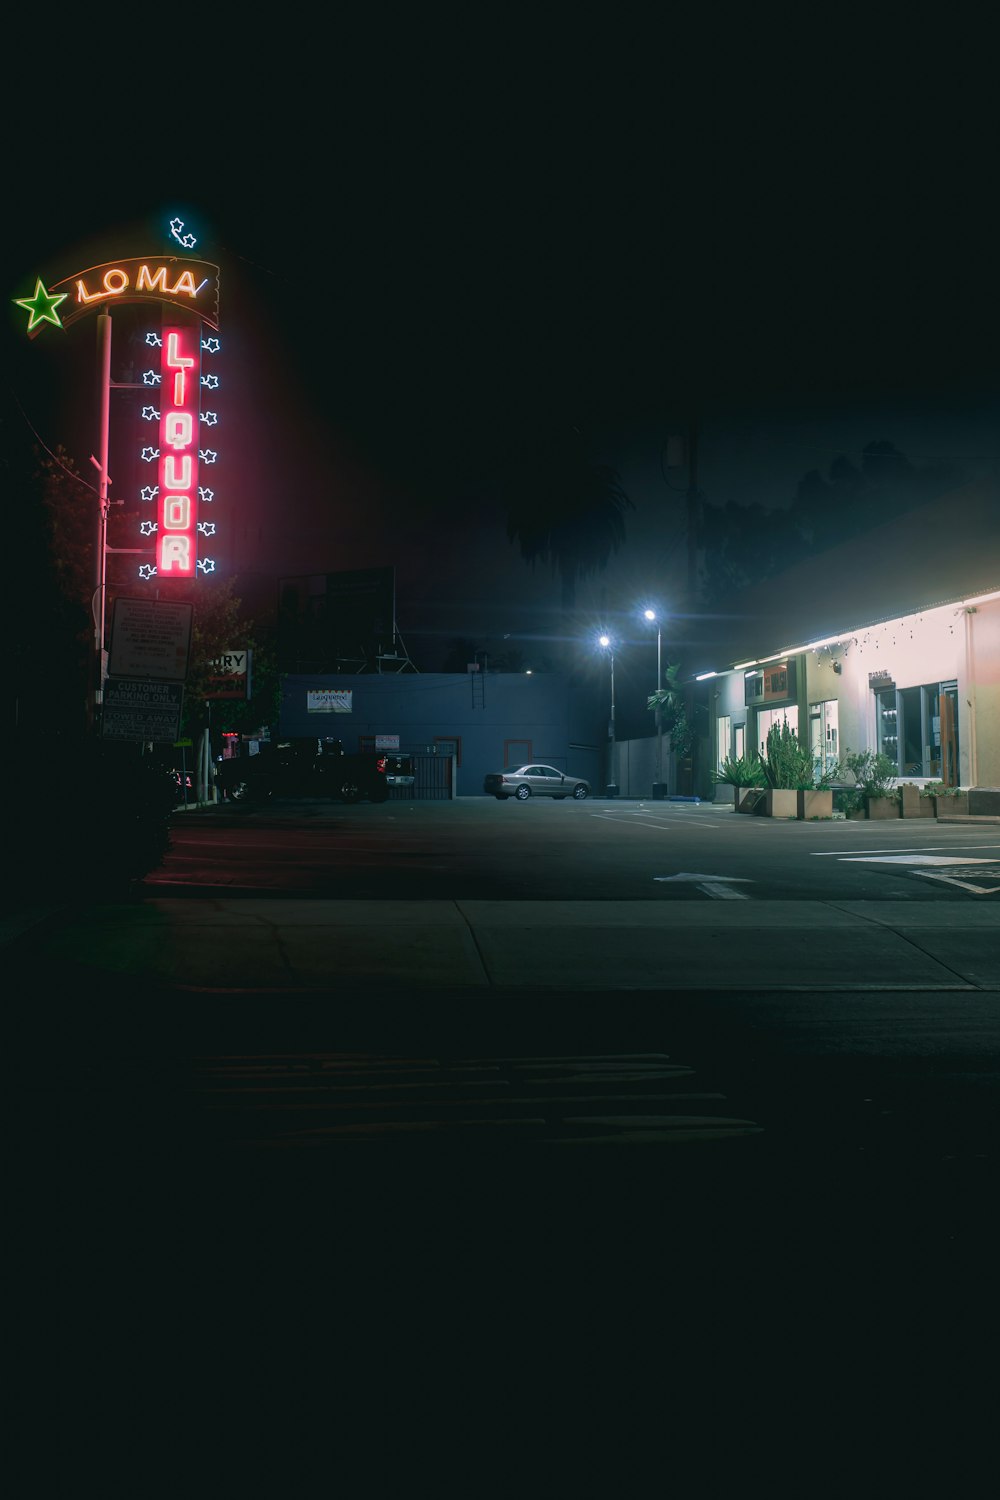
[5,25,996,679]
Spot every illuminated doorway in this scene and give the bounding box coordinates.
[808,700,839,778]
[716,714,732,772]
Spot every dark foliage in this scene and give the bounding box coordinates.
[697,442,960,603]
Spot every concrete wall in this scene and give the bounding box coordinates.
[605,735,677,798]
[966,596,999,788]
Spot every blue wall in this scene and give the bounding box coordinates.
[278,671,603,796]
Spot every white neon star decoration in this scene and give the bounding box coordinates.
[145,332,162,347]
[139,564,157,580]
[199,487,214,502]
[169,216,197,249]
[142,370,161,385]
[201,337,221,353]
[201,374,219,389]
[197,558,216,574]
[198,521,216,536]
[140,485,158,502]
[140,520,157,536]
[200,411,218,426]
[141,406,159,421]
[141,446,159,462]
[199,449,218,464]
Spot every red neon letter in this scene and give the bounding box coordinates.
[157,325,200,578]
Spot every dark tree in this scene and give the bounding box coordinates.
[500,426,633,645]
[699,441,960,603]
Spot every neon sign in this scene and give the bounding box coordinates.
[14,229,223,584]
[15,256,220,338]
[157,326,201,578]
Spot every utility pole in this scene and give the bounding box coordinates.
[598,634,616,796]
[686,414,699,607]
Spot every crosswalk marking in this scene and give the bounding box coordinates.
[838,854,996,865]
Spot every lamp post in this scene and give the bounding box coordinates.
[598,634,617,796]
[644,608,664,797]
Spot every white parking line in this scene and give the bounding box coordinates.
[826,850,1000,896]
[838,854,997,865]
[592,812,716,829]
[913,872,1000,895]
[812,842,1000,856]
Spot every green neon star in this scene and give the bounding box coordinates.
[14,277,68,332]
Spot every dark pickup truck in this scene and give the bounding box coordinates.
[215,739,412,804]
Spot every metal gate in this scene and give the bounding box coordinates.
[387,752,454,800]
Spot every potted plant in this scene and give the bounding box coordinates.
[712,752,766,812]
[920,782,970,817]
[843,750,900,819]
[899,782,935,818]
[759,719,820,818]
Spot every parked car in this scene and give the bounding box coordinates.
[377,752,415,788]
[484,764,591,801]
[215,739,390,804]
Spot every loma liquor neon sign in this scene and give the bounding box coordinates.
[14,229,223,583]
[15,256,220,338]
[157,327,201,577]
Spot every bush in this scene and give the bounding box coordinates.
[712,752,765,787]
[834,786,865,815]
[760,720,816,790]
[15,739,177,899]
[843,749,898,801]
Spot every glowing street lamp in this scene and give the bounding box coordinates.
[598,634,617,795]
[643,607,665,795]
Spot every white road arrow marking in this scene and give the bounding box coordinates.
[654,873,753,899]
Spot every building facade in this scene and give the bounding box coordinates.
[688,480,1000,800]
[703,588,999,798]
[278,670,604,797]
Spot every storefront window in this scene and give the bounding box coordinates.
[809,700,839,778]
[875,681,959,782]
[716,714,731,771]
[756,705,798,757]
[876,688,898,764]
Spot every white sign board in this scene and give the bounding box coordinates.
[375,734,400,749]
[205,648,252,701]
[101,679,184,742]
[108,598,193,682]
[307,689,353,714]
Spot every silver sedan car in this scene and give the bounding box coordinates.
[484,764,591,801]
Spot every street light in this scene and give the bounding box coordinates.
[643,608,665,797]
[598,634,617,796]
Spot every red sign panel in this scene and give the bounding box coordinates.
[157,325,201,578]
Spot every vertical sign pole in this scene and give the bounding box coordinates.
[93,310,113,733]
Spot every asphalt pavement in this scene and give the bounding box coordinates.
[9,796,999,1487]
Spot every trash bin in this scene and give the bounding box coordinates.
[652,783,668,800]
[605,783,619,797]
